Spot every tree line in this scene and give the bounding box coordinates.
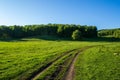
[0,24,98,39]
[98,28,120,38]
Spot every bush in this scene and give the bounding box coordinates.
[114,30,120,38]
[72,30,82,40]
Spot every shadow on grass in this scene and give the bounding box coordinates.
[82,37,120,42]
[0,38,28,42]
[0,35,70,42]
[0,35,120,42]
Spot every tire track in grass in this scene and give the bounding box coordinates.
[27,49,78,80]
[63,46,98,80]
[33,52,76,80]
[30,45,102,80]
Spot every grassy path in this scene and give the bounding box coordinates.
[31,46,99,80]
[64,46,100,80]
[30,49,78,80]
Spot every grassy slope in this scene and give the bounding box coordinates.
[75,43,120,80]
[0,37,105,80]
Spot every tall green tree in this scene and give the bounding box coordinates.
[72,30,82,40]
[57,25,64,37]
[114,30,120,38]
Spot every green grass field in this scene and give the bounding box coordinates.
[75,44,120,80]
[0,37,120,80]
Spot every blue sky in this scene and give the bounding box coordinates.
[0,0,120,29]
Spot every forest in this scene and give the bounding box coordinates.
[0,24,119,40]
[0,24,97,39]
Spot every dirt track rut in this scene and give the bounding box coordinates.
[30,46,98,80]
[29,49,77,80]
[63,46,96,80]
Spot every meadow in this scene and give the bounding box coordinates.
[0,36,120,80]
[75,43,120,80]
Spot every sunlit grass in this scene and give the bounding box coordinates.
[0,37,118,80]
[0,38,99,79]
[75,43,120,80]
